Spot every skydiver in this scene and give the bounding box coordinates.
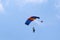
[33,27,35,33]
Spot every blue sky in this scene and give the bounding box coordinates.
[0,0,60,40]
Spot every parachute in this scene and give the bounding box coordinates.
[25,16,43,33]
[25,16,40,25]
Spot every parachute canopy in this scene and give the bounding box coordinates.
[25,16,40,25]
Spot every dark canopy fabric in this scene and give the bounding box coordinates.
[25,16,40,25]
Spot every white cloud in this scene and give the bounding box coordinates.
[55,0,60,8]
[56,15,60,19]
[0,0,1,2]
[15,0,48,7]
[0,3,4,12]
[25,0,48,3]
[5,0,10,6]
[0,0,4,12]
[55,4,60,8]
[55,0,60,15]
